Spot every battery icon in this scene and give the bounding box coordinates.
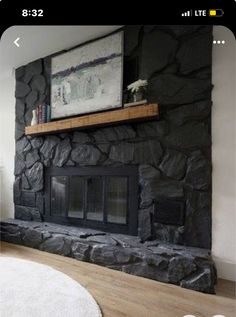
[209,9,224,17]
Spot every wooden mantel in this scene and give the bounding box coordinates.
[25,104,159,136]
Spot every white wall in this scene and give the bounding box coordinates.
[212,26,236,281]
[0,26,235,281]
[0,76,15,219]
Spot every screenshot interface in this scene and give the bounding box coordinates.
[0,1,235,317]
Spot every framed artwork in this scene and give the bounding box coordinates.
[51,31,123,119]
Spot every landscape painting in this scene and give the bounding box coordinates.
[51,31,123,119]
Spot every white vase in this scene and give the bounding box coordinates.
[133,90,143,102]
[31,109,37,126]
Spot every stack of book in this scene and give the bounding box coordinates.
[36,104,51,124]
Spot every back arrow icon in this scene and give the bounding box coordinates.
[14,37,20,47]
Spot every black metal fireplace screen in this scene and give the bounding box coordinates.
[45,166,138,235]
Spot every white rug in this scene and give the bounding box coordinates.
[0,257,102,317]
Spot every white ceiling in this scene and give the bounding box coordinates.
[0,25,122,79]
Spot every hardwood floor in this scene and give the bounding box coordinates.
[1,242,235,317]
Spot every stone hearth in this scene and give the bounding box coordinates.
[0,219,216,294]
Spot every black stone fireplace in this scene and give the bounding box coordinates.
[0,25,217,294]
[45,166,138,235]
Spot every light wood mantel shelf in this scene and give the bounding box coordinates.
[25,104,159,136]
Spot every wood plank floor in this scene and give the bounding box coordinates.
[1,242,235,317]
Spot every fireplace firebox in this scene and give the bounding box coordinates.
[45,166,138,235]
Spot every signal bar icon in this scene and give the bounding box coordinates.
[181,10,192,17]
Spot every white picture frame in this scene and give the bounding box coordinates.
[51,31,123,119]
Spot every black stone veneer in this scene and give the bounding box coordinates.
[13,25,213,250]
[0,219,217,294]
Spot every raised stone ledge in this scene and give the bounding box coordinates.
[0,219,217,294]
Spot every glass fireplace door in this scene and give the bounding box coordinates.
[45,166,138,235]
[51,176,67,217]
[68,176,84,219]
[106,177,128,224]
[86,177,104,221]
